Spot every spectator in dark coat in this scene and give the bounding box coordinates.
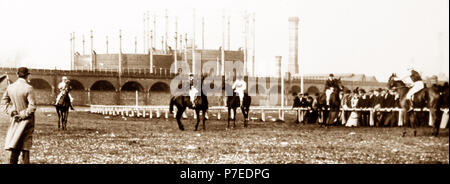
[292,92,301,108]
[358,88,370,126]
[292,92,301,124]
[383,89,398,127]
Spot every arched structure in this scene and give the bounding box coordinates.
[149,82,171,105]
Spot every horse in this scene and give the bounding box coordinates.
[387,74,441,136]
[316,78,344,127]
[169,76,208,131]
[226,90,251,128]
[55,87,72,130]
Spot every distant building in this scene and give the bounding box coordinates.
[73,49,244,74]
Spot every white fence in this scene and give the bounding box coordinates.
[90,105,449,128]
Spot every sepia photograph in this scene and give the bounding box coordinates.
[0,0,448,170]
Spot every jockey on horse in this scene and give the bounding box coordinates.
[392,68,425,111]
[232,75,246,106]
[324,74,341,106]
[55,76,75,110]
[188,73,199,108]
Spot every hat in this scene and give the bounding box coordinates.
[17,67,30,77]
[62,76,68,80]
[329,74,334,77]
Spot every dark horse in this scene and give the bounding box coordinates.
[169,76,208,131]
[387,74,441,136]
[55,83,72,130]
[226,90,251,128]
[316,78,344,127]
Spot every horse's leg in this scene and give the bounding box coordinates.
[194,109,200,131]
[56,108,61,130]
[202,109,206,130]
[62,110,66,130]
[176,107,185,131]
[65,110,69,130]
[227,107,231,129]
[242,107,248,128]
[233,108,237,128]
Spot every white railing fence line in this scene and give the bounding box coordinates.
[89,105,449,128]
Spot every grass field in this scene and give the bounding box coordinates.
[0,108,448,164]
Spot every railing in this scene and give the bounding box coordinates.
[0,67,175,78]
[89,104,449,128]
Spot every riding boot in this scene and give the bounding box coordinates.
[9,149,20,164]
[21,151,30,164]
[407,99,413,112]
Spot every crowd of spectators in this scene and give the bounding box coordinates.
[292,88,408,127]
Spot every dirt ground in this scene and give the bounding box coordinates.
[0,109,448,164]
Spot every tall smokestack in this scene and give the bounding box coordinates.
[288,17,299,75]
[275,56,282,77]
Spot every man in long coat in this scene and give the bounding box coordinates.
[1,67,36,164]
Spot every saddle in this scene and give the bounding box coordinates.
[56,91,69,106]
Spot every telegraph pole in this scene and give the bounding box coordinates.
[143,12,147,53]
[106,36,109,54]
[174,16,178,74]
[70,33,73,70]
[82,34,86,55]
[252,13,256,77]
[90,30,93,55]
[192,9,196,75]
[150,30,153,73]
[202,17,205,50]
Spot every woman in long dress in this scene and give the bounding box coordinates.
[346,93,359,127]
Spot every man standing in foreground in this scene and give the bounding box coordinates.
[1,67,36,164]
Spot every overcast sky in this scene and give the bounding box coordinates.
[0,0,448,82]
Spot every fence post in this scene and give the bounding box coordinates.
[428,111,433,127]
[441,109,449,129]
[149,109,153,119]
[217,109,221,120]
[261,109,265,122]
[156,109,160,118]
[398,109,403,126]
[369,109,374,126]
